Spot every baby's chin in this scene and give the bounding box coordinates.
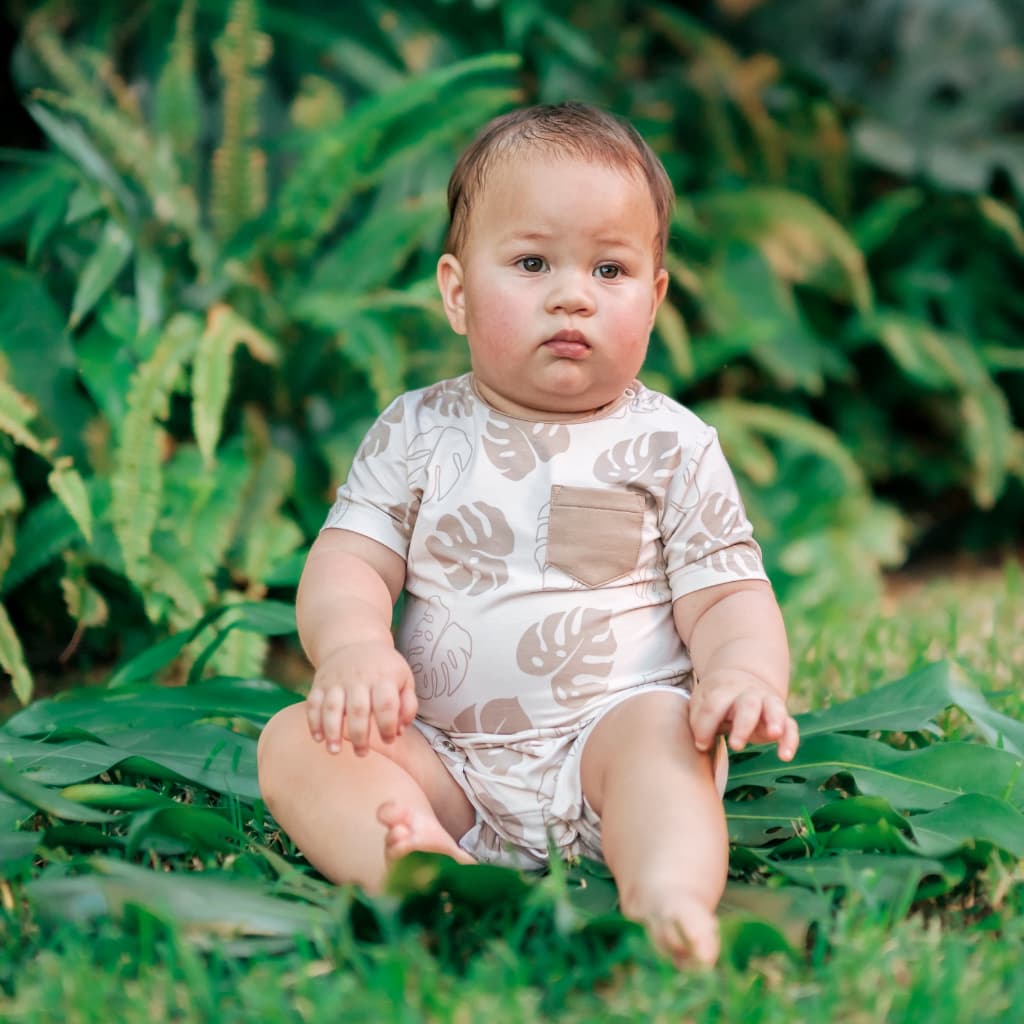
[483,381,629,420]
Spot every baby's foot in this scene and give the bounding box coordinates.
[623,887,721,967]
[376,801,476,866]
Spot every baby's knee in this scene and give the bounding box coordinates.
[256,702,308,800]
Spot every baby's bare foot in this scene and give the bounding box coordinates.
[376,800,476,866]
[623,887,720,967]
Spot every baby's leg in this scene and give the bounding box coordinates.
[580,691,729,966]
[257,703,476,892]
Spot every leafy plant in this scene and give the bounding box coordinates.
[1,655,1021,962]
[0,1,520,700]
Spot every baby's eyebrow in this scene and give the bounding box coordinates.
[501,230,555,244]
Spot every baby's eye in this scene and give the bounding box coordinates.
[517,256,547,273]
[595,263,622,280]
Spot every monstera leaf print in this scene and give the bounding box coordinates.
[421,378,475,417]
[360,399,406,459]
[452,698,533,774]
[407,426,474,501]
[594,431,682,488]
[406,596,473,700]
[453,697,533,736]
[629,388,664,415]
[425,502,514,594]
[534,502,550,574]
[383,501,419,543]
[684,492,763,575]
[482,417,570,481]
[516,608,617,709]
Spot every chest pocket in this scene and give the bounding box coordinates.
[546,485,646,587]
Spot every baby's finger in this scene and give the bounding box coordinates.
[758,695,789,742]
[372,681,401,743]
[397,677,418,731]
[346,686,372,756]
[727,695,763,752]
[305,689,325,743]
[320,688,346,754]
[776,716,800,762]
[688,690,728,753]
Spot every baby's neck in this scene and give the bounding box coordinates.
[469,375,634,423]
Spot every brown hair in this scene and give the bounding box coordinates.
[444,101,675,264]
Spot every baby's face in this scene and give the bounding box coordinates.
[437,153,669,418]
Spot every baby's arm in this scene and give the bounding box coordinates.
[673,579,798,762]
[296,528,417,756]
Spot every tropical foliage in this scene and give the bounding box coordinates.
[2,649,1022,964]
[2,0,1022,701]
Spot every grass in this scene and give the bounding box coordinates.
[1,562,1023,1022]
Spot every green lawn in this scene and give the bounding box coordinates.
[2,564,1023,1023]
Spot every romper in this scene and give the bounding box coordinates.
[323,374,767,867]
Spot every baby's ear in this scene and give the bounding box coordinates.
[649,267,669,328]
[437,254,467,335]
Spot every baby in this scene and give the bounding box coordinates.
[257,101,799,967]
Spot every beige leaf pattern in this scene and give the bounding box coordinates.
[360,400,405,458]
[534,502,550,574]
[452,697,533,774]
[593,431,682,488]
[425,502,513,594]
[470,787,533,846]
[630,389,664,415]
[482,417,570,481]
[406,596,472,700]
[383,500,419,543]
[421,378,475,417]
[683,491,763,575]
[407,426,473,500]
[516,608,617,709]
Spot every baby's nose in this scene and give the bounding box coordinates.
[545,270,596,315]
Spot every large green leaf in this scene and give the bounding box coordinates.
[5,678,298,738]
[797,660,1024,755]
[26,857,334,943]
[0,761,114,823]
[732,734,1024,812]
[0,724,259,801]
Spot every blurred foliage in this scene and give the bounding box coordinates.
[0,0,1022,700]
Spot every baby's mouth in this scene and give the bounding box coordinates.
[543,330,590,359]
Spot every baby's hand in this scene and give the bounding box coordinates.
[305,641,418,757]
[688,669,799,762]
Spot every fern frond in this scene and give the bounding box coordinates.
[0,601,33,704]
[47,456,93,544]
[275,54,519,251]
[0,378,48,455]
[192,303,280,466]
[0,513,14,586]
[211,0,270,239]
[163,441,249,578]
[0,453,19,581]
[155,0,202,187]
[111,313,202,591]
[31,88,214,278]
[207,591,268,678]
[60,552,109,630]
[23,11,104,107]
[146,549,209,630]
[0,383,93,545]
[237,510,303,594]
[1,494,80,596]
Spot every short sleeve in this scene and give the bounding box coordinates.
[321,397,420,558]
[662,427,767,601]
